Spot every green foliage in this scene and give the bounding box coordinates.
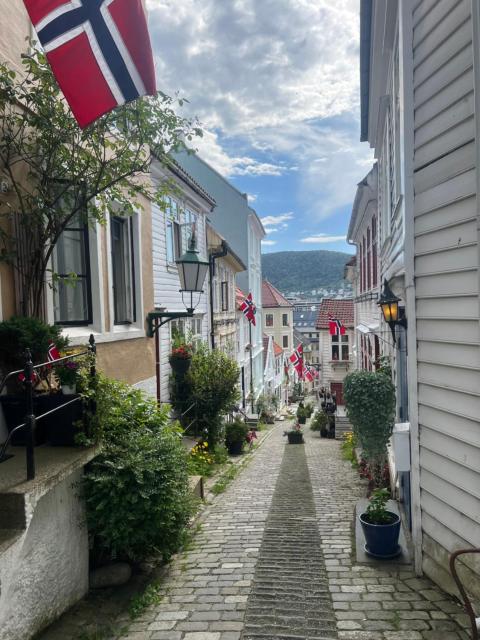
[344,370,396,487]
[304,401,314,417]
[225,419,249,449]
[364,488,394,524]
[0,48,200,316]
[262,249,350,294]
[178,344,240,447]
[340,432,358,466]
[256,393,276,423]
[187,441,214,477]
[128,582,163,620]
[376,355,392,379]
[211,464,240,495]
[310,410,328,432]
[82,377,192,563]
[213,444,229,465]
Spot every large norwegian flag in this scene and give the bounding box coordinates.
[289,344,303,378]
[23,0,157,128]
[329,315,346,336]
[240,293,256,326]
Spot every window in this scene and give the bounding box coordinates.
[282,313,288,326]
[282,335,289,348]
[362,236,366,293]
[111,215,136,325]
[221,281,229,311]
[372,216,378,287]
[366,226,371,291]
[359,242,363,293]
[53,214,92,325]
[183,209,197,253]
[166,198,180,263]
[266,314,274,327]
[332,334,349,361]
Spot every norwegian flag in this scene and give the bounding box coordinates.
[303,364,314,382]
[240,293,256,326]
[47,342,61,362]
[329,315,346,336]
[289,344,303,378]
[23,0,157,128]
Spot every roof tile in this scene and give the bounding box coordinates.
[316,299,354,329]
[262,280,292,308]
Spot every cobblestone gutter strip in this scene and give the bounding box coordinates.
[242,442,338,640]
[305,433,470,640]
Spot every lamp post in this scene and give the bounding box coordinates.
[147,232,210,403]
[377,278,407,343]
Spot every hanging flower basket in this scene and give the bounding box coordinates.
[169,356,192,376]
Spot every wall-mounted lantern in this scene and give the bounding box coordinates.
[377,279,407,343]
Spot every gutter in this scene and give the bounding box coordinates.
[360,0,373,142]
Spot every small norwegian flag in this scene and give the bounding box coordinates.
[240,293,257,326]
[329,315,346,336]
[23,0,157,128]
[47,342,61,362]
[289,344,303,378]
[303,364,314,382]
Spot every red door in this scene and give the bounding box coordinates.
[331,382,344,406]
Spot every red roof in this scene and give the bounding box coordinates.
[262,334,270,368]
[273,340,284,357]
[316,299,354,330]
[262,280,292,308]
[236,287,246,311]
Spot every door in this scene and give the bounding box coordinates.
[330,382,344,406]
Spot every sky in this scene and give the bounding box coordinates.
[146,0,373,254]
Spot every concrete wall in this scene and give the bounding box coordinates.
[0,469,89,640]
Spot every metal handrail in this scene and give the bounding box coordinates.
[450,548,480,640]
[0,335,96,480]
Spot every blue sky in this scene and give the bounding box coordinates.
[147,0,373,254]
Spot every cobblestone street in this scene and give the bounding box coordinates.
[41,422,470,640]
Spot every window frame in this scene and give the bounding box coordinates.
[282,335,289,349]
[282,313,288,327]
[265,313,274,327]
[221,281,229,312]
[110,215,137,326]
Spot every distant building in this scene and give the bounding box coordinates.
[316,299,354,405]
[261,281,294,356]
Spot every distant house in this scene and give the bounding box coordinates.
[316,299,354,405]
[262,280,294,355]
[263,335,286,408]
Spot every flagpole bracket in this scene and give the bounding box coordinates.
[146,309,194,338]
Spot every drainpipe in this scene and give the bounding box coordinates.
[209,241,228,349]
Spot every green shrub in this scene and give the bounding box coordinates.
[343,370,396,487]
[310,410,328,432]
[82,377,192,563]
[225,419,249,449]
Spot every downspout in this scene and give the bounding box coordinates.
[209,241,228,349]
[399,0,423,576]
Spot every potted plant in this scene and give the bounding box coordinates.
[359,488,401,558]
[296,403,307,425]
[304,401,314,418]
[285,422,304,444]
[225,419,249,455]
[169,342,193,376]
[311,410,329,437]
[56,359,80,394]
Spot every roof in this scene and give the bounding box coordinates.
[160,154,216,208]
[293,309,318,328]
[262,280,293,308]
[316,299,354,330]
[273,341,284,357]
[360,0,373,142]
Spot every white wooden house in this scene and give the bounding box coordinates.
[360,0,480,599]
[150,157,215,402]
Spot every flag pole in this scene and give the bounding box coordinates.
[249,321,255,414]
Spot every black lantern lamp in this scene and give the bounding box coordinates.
[176,232,210,313]
[378,278,407,342]
[146,231,209,338]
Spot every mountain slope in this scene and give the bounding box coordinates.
[261,250,352,293]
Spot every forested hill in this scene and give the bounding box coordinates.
[261,250,352,293]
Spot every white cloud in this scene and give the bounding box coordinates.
[261,239,277,246]
[260,213,294,227]
[247,193,258,203]
[301,235,347,244]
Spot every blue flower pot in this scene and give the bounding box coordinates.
[360,511,401,558]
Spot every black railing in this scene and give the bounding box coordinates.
[0,334,96,481]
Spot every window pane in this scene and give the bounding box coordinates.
[54,279,89,324]
[283,335,288,348]
[282,314,288,326]
[266,314,273,327]
[342,345,349,360]
[166,220,175,262]
[111,217,135,324]
[332,335,339,343]
[55,229,87,275]
[332,345,339,360]
[341,335,349,343]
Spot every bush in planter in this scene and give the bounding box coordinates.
[82,376,193,564]
[0,316,69,391]
[225,419,249,455]
[284,422,304,444]
[304,401,314,418]
[343,370,396,488]
[296,403,307,424]
[310,410,329,436]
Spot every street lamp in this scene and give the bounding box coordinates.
[377,278,407,342]
[146,231,210,403]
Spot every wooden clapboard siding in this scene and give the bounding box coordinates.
[413,0,480,596]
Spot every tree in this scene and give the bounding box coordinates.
[0,48,201,317]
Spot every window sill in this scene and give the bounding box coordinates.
[63,325,146,346]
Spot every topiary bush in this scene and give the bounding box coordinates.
[343,370,396,487]
[82,376,193,564]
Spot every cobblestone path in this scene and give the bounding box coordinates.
[243,442,337,640]
[39,420,470,640]
[304,429,469,640]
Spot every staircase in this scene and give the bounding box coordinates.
[334,414,353,440]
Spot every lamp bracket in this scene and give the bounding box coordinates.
[146,310,194,338]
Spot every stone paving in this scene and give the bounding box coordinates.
[39,420,470,640]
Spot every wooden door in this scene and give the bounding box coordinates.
[330,382,344,406]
